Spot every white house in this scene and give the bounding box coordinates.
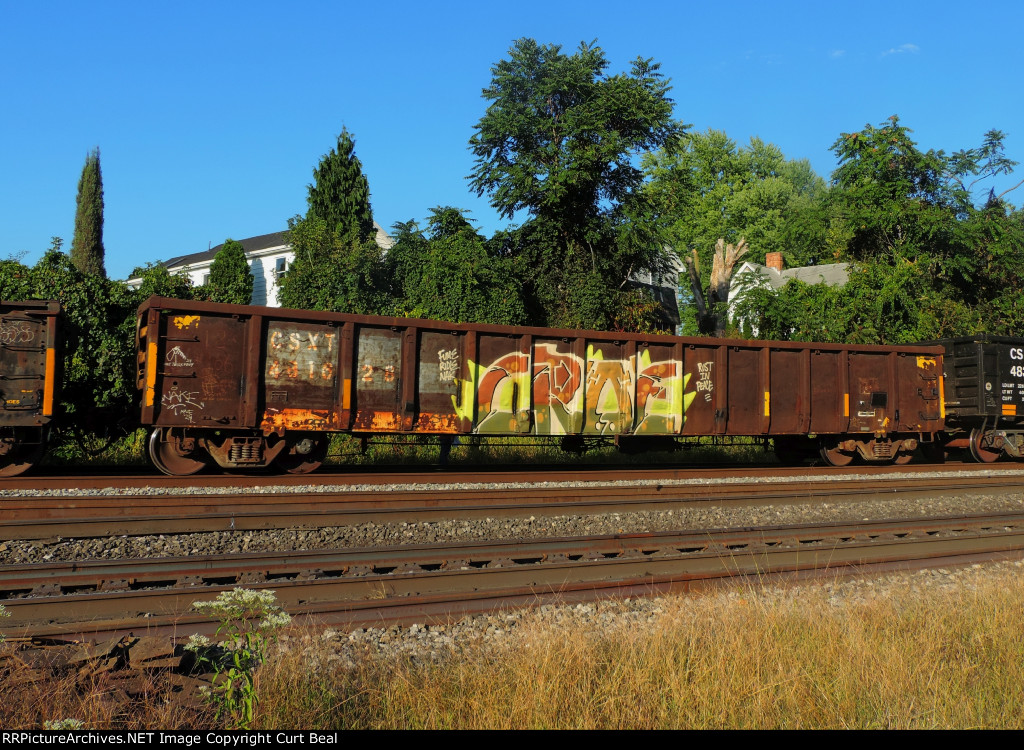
[130,224,394,307]
[728,251,851,330]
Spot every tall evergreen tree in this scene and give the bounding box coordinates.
[306,128,375,246]
[204,239,254,305]
[279,128,385,312]
[71,148,107,278]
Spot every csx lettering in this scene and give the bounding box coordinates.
[1011,348,1024,361]
[270,330,336,353]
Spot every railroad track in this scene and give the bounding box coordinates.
[4,510,1024,640]
[4,468,1024,541]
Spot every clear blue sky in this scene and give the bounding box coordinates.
[2,0,1021,280]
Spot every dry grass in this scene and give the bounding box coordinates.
[6,566,1024,729]
[0,667,214,729]
[257,566,1024,730]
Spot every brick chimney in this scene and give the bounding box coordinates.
[765,252,784,272]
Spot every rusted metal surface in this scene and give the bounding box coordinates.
[0,301,60,424]
[136,297,948,474]
[5,511,1024,639]
[0,301,61,476]
[262,320,342,433]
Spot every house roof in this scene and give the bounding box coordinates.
[735,261,851,291]
[160,222,395,271]
[161,231,289,271]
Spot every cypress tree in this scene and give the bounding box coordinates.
[71,148,107,278]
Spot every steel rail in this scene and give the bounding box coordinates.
[4,511,1024,639]
[4,475,1024,542]
[3,459,1019,492]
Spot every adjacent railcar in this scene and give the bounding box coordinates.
[929,336,1024,462]
[135,296,945,475]
[0,300,61,476]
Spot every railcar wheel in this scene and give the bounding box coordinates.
[892,450,915,466]
[968,429,1000,463]
[275,432,329,474]
[819,440,855,467]
[148,428,208,476]
[0,432,45,477]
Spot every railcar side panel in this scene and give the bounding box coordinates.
[261,319,342,433]
[767,348,806,435]
[582,340,633,435]
[473,333,528,435]
[352,326,403,432]
[414,330,462,433]
[723,345,762,435]
[808,350,844,434]
[150,312,247,429]
[634,341,685,435]
[679,344,717,436]
[531,337,584,435]
[0,301,61,427]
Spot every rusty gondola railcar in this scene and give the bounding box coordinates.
[135,296,946,475]
[0,300,61,475]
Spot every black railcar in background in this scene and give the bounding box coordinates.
[930,336,1024,462]
[0,300,61,475]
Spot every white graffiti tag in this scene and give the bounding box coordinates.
[165,346,195,368]
[161,389,206,422]
[0,320,35,345]
[438,348,459,383]
[696,361,714,402]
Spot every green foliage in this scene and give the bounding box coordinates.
[278,215,388,314]
[728,116,1024,343]
[188,588,292,729]
[306,128,375,247]
[278,129,386,312]
[70,148,106,278]
[643,129,831,287]
[128,262,196,300]
[203,239,254,305]
[611,288,671,334]
[468,38,683,329]
[383,207,527,325]
[0,240,137,429]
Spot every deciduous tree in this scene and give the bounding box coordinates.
[468,38,683,329]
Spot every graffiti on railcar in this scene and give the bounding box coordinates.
[533,343,584,433]
[0,320,35,344]
[165,346,194,368]
[266,326,338,386]
[453,344,698,436]
[437,348,459,383]
[161,388,205,423]
[696,361,714,402]
[635,349,695,434]
[584,348,634,434]
[173,315,200,330]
